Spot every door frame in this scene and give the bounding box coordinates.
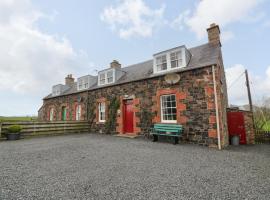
[227,111,247,144]
[123,99,134,134]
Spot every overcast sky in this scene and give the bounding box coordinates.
[0,0,270,116]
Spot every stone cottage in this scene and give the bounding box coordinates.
[39,24,229,148]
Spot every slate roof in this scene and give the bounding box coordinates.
[44,43,221,99]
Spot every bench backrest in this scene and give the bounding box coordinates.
[154,123,183,133]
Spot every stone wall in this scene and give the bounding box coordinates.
[40,65,229,148]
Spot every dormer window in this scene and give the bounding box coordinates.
[77,75,95,91]
[170,51,182,68]
[107,70,113,83]
[78,80,83,90]
[156,55,167,71]
[153,46,191,74]
[98,69,115,86]
[99,73,106,85]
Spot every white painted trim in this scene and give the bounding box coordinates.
[98,69,115,86]
[98,102,106,122]
[212,65,221,150]
[153,48,186,74]
[160,94,177,123]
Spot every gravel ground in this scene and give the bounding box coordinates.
[0,134,269,200]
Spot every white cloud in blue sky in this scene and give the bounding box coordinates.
[100,0,166,39]
[0,0,269,115]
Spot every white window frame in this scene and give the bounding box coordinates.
[153,48,186,74]
[78,79,83,90]
[77,76,90,91]
[98,69,115,86]
[99,102,106,122]
[170,51,182,69]
[156,54,167,71]
[160,94,177,123]
[76,105,81,121]
[49,108,54,121]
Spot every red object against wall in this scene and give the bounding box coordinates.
[227,112,247,144]
[123,100,134,133]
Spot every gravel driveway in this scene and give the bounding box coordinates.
[0,134,269,200]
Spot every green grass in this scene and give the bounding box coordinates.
[262,121,270,131]
[0,116,37,122]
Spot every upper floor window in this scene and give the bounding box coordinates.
[98,69,115,86]
[170,51,182,69]
[78,80,83,90]
[77,75,93,91]
[156,55,167,71]
[99,73,106,85]
[76,105,81,121]
[153,47,189,74]
[160,94,177,123]
[107,70,114,83]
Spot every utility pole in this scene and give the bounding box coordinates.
[245,69,253,113]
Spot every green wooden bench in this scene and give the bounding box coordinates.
[150,123,183,144]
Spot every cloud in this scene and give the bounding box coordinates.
[100,0,165,39]
[226,64,270,105]
[0,0,92,95]
[175,0,262,39]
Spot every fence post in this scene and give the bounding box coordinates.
[0,122,2,138]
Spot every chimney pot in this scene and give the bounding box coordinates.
[65,74,74,87]
[207,23,221,46]
[110,60,121,69]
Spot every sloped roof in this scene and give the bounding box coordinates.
[44,43,221,99]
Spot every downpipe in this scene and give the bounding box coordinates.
[212,65,222,150]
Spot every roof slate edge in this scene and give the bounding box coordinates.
[43,63,217,100]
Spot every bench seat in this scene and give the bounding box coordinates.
[150,123,183,144]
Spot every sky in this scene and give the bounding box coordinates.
[0,0,270,116]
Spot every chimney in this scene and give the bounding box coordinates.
[110,60,121,69]
[65,74,74,87]
[207,23,221,46]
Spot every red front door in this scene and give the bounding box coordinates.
[124,100,134,133]
[227,112,247,144]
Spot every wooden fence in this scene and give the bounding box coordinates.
[0,121,90,139]
[255,130,270,144]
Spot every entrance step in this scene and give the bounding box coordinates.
[114,134,138,139]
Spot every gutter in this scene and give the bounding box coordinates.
[212,65,221,150]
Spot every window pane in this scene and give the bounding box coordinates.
[156,55,167,71]
[99,102,106,121]
[170,51,181,68]
[161,94,177,122]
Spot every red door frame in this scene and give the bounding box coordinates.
[123,99,134,134]
[227,112,247,144]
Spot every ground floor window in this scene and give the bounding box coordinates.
[160,94,177,123]
[62,106,67,121]
[99,102,106,122]
[76,105,81,121]
[49,108,54,121]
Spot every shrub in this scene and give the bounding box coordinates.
[7,125,22,133]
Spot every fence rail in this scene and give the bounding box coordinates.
[255,130,270,144]
[0,121,90,139]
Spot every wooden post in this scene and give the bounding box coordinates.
[245,69,255,129]
[245,70,253,113]
[0,122,2,138]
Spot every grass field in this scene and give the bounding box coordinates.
[262,121,270,131]
[0,116,37,122]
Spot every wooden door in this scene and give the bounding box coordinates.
[227,112,247,144]
[124,100,134,133]
[62,107,67,121]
